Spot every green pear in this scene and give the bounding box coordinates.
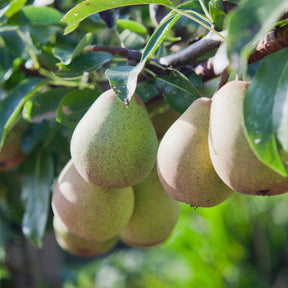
[70,89,158,188]
[52,159,134,242]
[120,166,180,247]
[157,97,233,207]
[53,215,118,257]
[209,80,288,195]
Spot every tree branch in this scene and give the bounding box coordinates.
[194,24,288,81]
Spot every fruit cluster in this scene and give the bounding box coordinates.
[51,89,180,257]
[51,80,288,257]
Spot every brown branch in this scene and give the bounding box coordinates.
[85,44,142,62]
[194,24,288,81]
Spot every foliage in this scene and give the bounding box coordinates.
[0,0,288,287]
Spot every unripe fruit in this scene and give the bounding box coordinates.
[53,215,118,257]
[209,80,288,195]
[157,97,233,207]
[52,160,134,241]
[70,89,158,188]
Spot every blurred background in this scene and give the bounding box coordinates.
[2,191,288,288]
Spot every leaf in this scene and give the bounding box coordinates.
[0,78,44,147]
[23,87,73,123]
[0,0,27,18]
[125,13,182,104]
[56,88,101,128]
[61,0,174,34]
[21,150,54,248]
[9,5,64,25]
[156,68,201,113]
[209,0,225,30]
[226,0,287,74]
[116,19,148,35]
[53,33,93,65]
[244,48,288,177]
[55,52,112,78]
[105,66,133,101]
[0,29,25,81]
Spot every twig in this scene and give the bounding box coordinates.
[85,44,142,62]
[194,24,288,80]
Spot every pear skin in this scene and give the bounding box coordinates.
[209,80,288,195]
[157,97,233,207]
[120,167,180,248]
[70,89,158,188]
[52,159,134,242]
[0,125,26,171]
[53,215,118,257]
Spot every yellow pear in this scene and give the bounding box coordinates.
[209,80,288,195]
[120,167,180,247]
[157,97,233,207]
[52,159,134,241]
[70,89,158,188]
[53,215,118,257]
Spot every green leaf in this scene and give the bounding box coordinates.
[61,0,174,34]
[209,0,225,30]
[116,19,148,35]
[0,78,44,147]
[23,87,73,123]
[105,66,133,101]
[125,13,182,104]
[244,48,288,177]
[10,5,64,25]
[0,0,27,18]
[21,150,54,248]
[156,68,201,113]
[56,88,101,129]
[55,52,112,78]
[226,0,287,74]
[0,29,24,81]
[53,33,93,65]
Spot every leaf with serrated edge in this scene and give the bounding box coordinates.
[244,48,288,176]
[62,0,174,35]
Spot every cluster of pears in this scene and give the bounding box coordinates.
[52,89,180,257]
[157,80,288,208]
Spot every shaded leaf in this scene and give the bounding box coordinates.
[244,48,288,176]
[23,87,73,123]
[53,33,93,65]
[21,150,54,248]
[9,5,64,25]
[125,13,182,104]
[0,78,44,147]
[55,52,112,78]
[209,0,225,30]
[156,68,200,113]
[61,0,174,34]
[226,0,287,74]
[56,88,101,128]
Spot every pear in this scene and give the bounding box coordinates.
[157,97,233,207]
[52,159,134,242]
[120,167,180,247]
[209,80,288,195]
[70,89,158,188]
[53,215,118,257]
[147,98,180,139]
[0,124,26,171]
